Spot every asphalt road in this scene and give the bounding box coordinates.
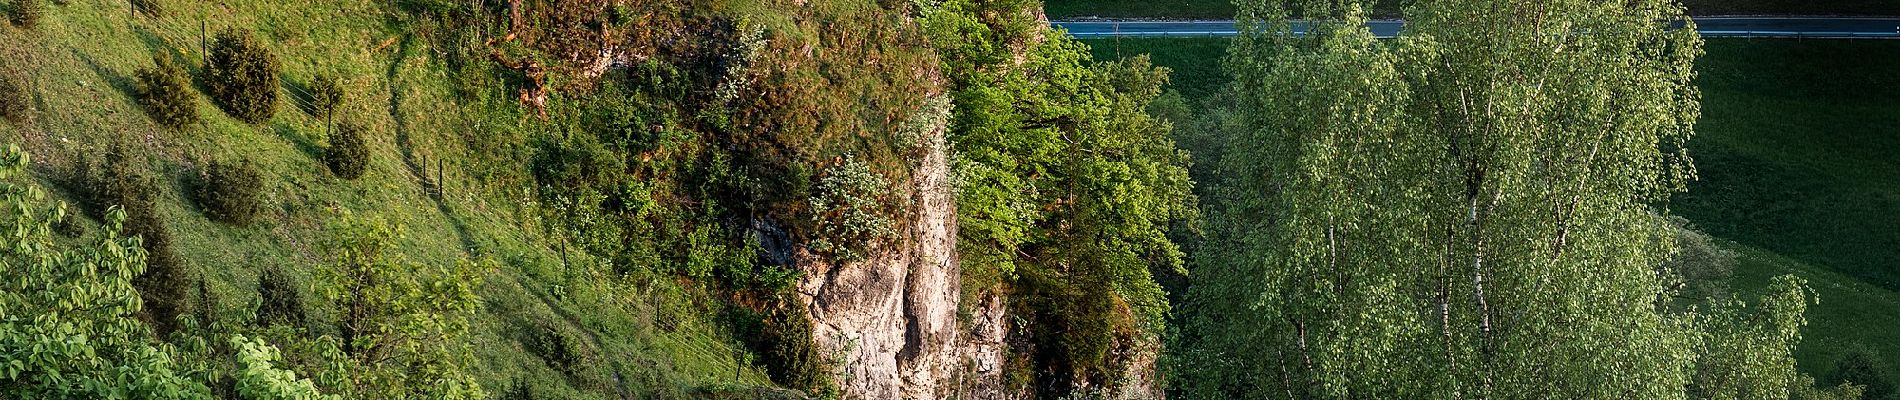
[1054,17,1900,39]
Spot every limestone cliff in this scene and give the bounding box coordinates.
[793,98,1009,399]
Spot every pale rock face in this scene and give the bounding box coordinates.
[796,102,1005,400]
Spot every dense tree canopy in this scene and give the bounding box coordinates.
[0,145,203,398]
[924,0,1199,394]
[1175,0,1858,398]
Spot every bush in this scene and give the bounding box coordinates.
[204,29,280,124]
[1664,216,1737,301]
[496,379,538,400]
[756,298,832,394]
[135,53,200,130]
[308,74,343,121]
[82,145,186,335]
[1832,350,1896,400]
[316,216,486,398]
[197,159,264,226]
[523,320,587,377]
[0,68,28,125]
[325,123,370,179]
[231,335,336,399]
[807,154,896,263]
[254,267,309,330]
[0,144,205,397]
[9,0,43,28]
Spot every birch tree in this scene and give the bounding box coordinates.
[1178,0,1851,398]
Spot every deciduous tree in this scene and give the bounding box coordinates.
[1178,0,1852,398]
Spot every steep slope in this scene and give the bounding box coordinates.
[0,0,955,397]
[793,104,971,399]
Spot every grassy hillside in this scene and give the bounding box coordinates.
[1679,38,1900,395]
[0,0,937,397]
[1087,36,1900,396]
[1727,241,1900,395]
[1677,39,1900,293]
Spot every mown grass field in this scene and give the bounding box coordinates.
[1086,37,1900,393]
[0,0,775,396]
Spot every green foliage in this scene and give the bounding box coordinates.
[197,158,264,226]
[523,320,588,377]
[306,74,342,121]
[0,145,207,398]
[1665,216,1738,302]
[8,0,43,28]
[135,52,199,130]
[204,29,280,124]
[1173,1,1852,398]
[1695,276,1865,400]
[711,21,767,109]
[755,298,831,394]
[314,214,486,398]
[1672,40,1900,389]
[231,335,338,400]
[529,129,623,197]
[894,94,952,156]
[496,379,538,400]
[324,122,369,180]
[1833,350,1896,400]
[923,0,1197,394]
[0,67,27,125]
[807,154,895,264]
[254,267,310,330]
[81,145,187,336]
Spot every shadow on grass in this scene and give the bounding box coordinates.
[270,120,322,161]
[73,50,137,108]
[282,77,320,118]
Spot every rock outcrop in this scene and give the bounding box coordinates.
[795,99,1003,399]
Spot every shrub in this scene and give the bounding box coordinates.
[135,52,200,129]
[1664,216,1737,301]
[0,68,28,125]
[9,0,44,28]
[496,379,538,400]
[197,159,264,226]
[756,298,832,394]
[1832,350,1896,400]
[308,74,343,121]
[204,29,280,123]
[807,154,896,263]
[82,145,186,335]
[231,335,337,400]
[254,267,309,330]
[325,122,370,179]
[316,216,486,398]
[53,208,86,237]
[523,320,587,376]
[0,144,204,397]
